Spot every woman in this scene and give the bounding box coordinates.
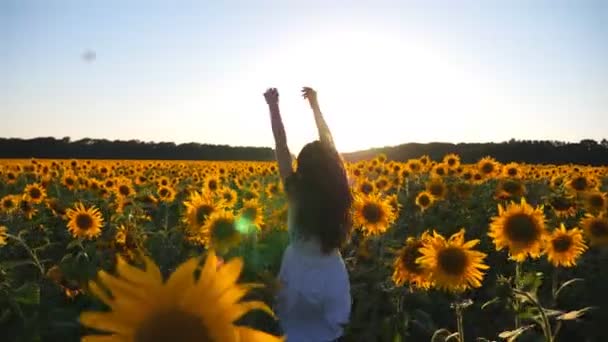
[264,87,352,342]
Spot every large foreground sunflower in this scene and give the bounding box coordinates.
[66,203,104,239]
[417,229,489,293]
[352,192,397,236]
[392,233,432,289]
[579,213,608,246]
[80,251,283,342]
[544,224,587,267]
[488,198,547,262]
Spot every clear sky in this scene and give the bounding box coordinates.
[1,0,607,153]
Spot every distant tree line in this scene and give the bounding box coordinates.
[343,138,608,166]
[0,137,607,165]
[0,137,275,161]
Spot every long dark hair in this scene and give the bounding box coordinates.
[285,140,353,254]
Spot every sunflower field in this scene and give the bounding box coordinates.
[1,155,607,342]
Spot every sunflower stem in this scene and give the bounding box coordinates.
[551,267,559,306]
[514,262,522,329]
[513,289,552,342]
[455,303,465,342]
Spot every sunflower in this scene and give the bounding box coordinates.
[356,179,375,195]
[23,183,47,204]
[183,192,224,236]
[392,234,432,289]
[238,199,264,231]
[352,192,397,236]
[115,178,135,198]
[205,175,222,193]
[415,191,434,212]
[566,173,598,193]
[1,195,19,214]
[157,186,176,203]
[0,226,7,247]
[442,153,460,170]
[489,198,547,262]
[544,224,587,268]
[548,194,577,218]
[581,191,607,214]
[66,203,104,240]
[201,210,242,253]
[19,197,37,220]
[407,159,423,174]
[62,173,78,190]
[157,176,171,187]
[495,179,526,200]
[580,213,608,246]
[79,250,282,342]
[503,162,523,179]
[426,177,447,200]
[431,163,449,178]
[219,187,237,208]
[417,229,489,293]
[477,156,500,178]
[264,182,282,199]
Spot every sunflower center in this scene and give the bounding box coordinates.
[66,178,75,186]
[76,214,93,230]
[502,180,523,195]
[507,168,518,177]
[447,158,456,166]
[3,199,15,209]
[401,242,424,274]
[222,192,234,201]
[435,168,446,176]
[360,183,373,195]
[551,197,573,211]
[428,184,444,197]
[571,177,588,191]
[362,203,382,223]
[211,218,237,241]
[418,194,431,207]
[195,205,214,226]
[134,309,212,342]
[481,163,494,174]
[29,188,42,199]
[589,219,608,238]
[588,194,605,209]
[208,180,218,191]
[437,247,468,276]
[119,185,131,196]
[504,213,540,244]
[551,235,573,253]
[159,188,169,197]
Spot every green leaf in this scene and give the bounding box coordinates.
[557,307,595,321]
[66,239,82,250]
[498,325,534,341]
[0,259,38,270]
[554,278,584,298]
[431,328,452,342]
[481,297,500,310]
[13,282,40,306]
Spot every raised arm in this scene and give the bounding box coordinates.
[302,87,336,151]
[264,88,293,182]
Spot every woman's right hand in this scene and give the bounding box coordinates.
[264,88,279,106]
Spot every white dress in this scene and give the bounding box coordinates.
[276,212,351,342]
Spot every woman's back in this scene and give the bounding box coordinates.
[277,238,351,342]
